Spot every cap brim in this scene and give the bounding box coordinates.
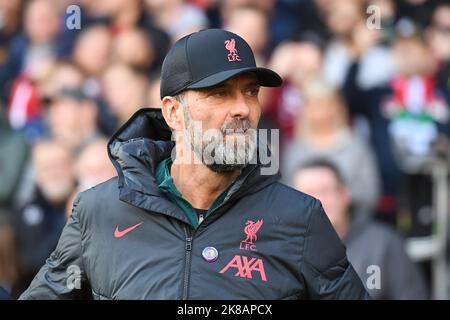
[186,67,283,90]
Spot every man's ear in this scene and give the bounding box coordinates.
[161,96,184,131]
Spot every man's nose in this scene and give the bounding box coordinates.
[229,93,250,119]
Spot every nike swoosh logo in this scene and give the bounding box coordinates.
[114,222,143,238]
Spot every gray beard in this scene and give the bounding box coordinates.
[183,106,257,174]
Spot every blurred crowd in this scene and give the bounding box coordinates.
[0,0,450,299]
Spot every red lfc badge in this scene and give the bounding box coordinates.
[224,38,241,62]
[240,219,263,251]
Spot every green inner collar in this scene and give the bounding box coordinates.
[155,158,235,228]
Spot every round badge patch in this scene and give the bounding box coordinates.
[202,246,219,263]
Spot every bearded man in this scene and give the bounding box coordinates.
[20,29,368,300]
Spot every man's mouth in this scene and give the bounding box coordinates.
[224,128,248,135]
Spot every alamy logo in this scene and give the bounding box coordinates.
[66,5,81,30]
[240,219,263,251]
[219,255,267,282]
[366,265,381,290]
[224,39,241,62]
[66,265,81,290]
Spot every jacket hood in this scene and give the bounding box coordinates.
[107,108,280,223]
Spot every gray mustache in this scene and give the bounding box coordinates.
[221,119,253,133]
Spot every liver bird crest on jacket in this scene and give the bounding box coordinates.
[243,219,263,244]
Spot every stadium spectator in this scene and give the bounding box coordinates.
[12,140,74,290]
[101,63,149,125]
[46,87,101,153]
[322,0,394,91]
[0,217,20,299]
[425,3,450,102]
[345,34,450,233]
[220,0,276,23]
[98,0,145,32]
[112,27,155,73]
[65,137,116,217]
[0,109,28,214]
[2,0,65,131]
[77,0,170,66]
[264,40,323,143]
[74,137,116,193]
[293,158,428,299]
[1,0,62,83]
[39,61,85,101]
[0,0,23,66]
[223,5,270,66]
[73,25,112,97]
[144,0,209,42]
[282,80,380,217]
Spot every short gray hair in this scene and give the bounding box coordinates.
[173,92,187,107]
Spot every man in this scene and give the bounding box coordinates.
[13,140,75,289]
[223,5,270,66]
[425,3,450,112]
[46,87,101,154]
[0,0,62,106]
[64,138,117,218]
[74,138,117,193]
[102,63,149,126]
[20,29,367,299]
[0,108,28,215]
[0,216,19,299]
[293,159,428,299]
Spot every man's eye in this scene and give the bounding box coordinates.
[246,88,260,97]
[214,91,227,97]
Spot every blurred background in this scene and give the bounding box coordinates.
[0,0,449,299]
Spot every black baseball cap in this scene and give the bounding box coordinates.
[160,29,283,99]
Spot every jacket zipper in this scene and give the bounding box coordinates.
[180,166,258,299]
[183,227,193,300]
